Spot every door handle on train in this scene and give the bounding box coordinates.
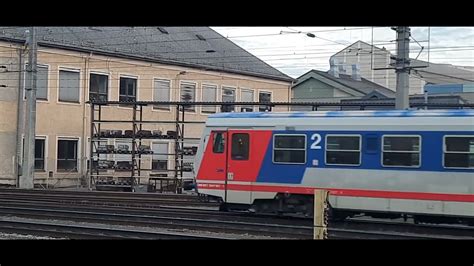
[216,168,224,172]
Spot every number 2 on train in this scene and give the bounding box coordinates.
[310,133,322,149]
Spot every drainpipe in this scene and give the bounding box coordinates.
[81,52,92,186]
[288,80,294,112]
[15,46,26,187]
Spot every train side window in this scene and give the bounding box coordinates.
[273,135,306,164]
[325,135,361,166]
[443,136,474,169]
[212,132,225,154]
[382,135,421,167]
[231,133,249,160]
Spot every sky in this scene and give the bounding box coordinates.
[212,27,474,78]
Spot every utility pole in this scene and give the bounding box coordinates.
[394,26,411,110]
[20,27,37,189]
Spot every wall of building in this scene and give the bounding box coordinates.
[292,78,335,99]
[332,42,426,95]
[0,45,20,185]
[0,41,291,187]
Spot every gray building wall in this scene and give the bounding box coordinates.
[332,41,425,95]
[292,78,335,99]
[291,77,359,112]
[0,55,20,185]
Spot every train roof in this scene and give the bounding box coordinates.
[209,110,474,119]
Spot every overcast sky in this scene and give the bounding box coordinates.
[212,27,474,78]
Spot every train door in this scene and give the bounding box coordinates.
[194,130,228,201]
[226,130,253,204]
[205,130,228,198]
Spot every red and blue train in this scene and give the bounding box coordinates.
[193,110,474,225]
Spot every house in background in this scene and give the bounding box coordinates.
[331,40,474,95]
[291,61,395,111]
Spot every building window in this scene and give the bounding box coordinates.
[59,70,80,103]
[119,77,137,105]
[57,139,78,171]
[444,136,474,168]
[153,79,171,110]
[35,139,45,171]
[231,133,249,160]
[180,82,196,112]
[152,142,169,171]
[273,135,306,164]
[382,136,421,167]
[89,73,108,102]
[325,135,361,166]
[213,132,225,154]
[25,64,48,101]
[259,91,272,112]
[201,84,217,113]
[221,87,235,112]
[241,89,254,112]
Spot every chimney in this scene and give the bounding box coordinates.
[329,58,339,78]
[352,64,361,81]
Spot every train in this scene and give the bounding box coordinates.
[193,110,474,225]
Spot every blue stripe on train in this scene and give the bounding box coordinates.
[256,130,474,184]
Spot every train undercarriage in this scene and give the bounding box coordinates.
[210,193,474,226]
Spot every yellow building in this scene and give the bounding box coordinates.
[0,27,293,188]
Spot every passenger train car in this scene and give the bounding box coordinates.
[193,110,474,224]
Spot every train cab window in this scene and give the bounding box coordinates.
[325,135,361,166]
[382,136,421,167]
[444,136,474,169]
[212,132,225,154]
[273,135,306,164]
[231,133,249,160]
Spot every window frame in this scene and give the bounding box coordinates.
[212,132,226,154]
[272,134,307,165]
[151,141,170,171]
[221,86,236,113]
[240,88,255,112]
[442,135,474,169]
[258,90,272,112]
[57,67,81,104]
[89,72,109,102]
[118,75,138,108]
[200,83,218,114]
[381,134,422,168]
[152,78,172,111]
[34,136,47,172]
[324,134,362,167]
[230,133,249,161]
[56,137,80,172]
[24,63,50,102]
[180,81,197,112]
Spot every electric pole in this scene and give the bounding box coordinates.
[21,27,37,189]
[394,26,411,110]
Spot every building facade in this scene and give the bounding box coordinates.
[291,68,394,111]
[0,27,293,188]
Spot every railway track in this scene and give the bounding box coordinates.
[0,188,471,239]
[0,203,311,239]
[0,218,229,239]
[0,188,219,208]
